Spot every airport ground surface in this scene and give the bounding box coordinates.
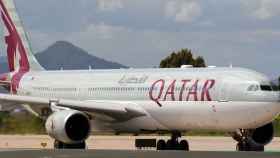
[1,150,280,158]
[0,135,279,158]
[0,135,279,151]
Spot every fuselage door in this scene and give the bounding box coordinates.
[219,80,230,102]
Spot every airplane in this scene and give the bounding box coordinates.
[0,0,279,151]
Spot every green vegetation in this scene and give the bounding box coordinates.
[0,112,280,136]
[0,112,45,134]
[160,49,206,68]
[274,116,280,137]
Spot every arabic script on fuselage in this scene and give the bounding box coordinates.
[119,75,149,85]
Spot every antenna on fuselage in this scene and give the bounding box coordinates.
[229,62,233,68]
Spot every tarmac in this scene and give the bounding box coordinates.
[1,150,280,158]
[0,135,279,151]
[0,135,279,158]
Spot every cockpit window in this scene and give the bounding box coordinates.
[260,85,272,91]
[248,82,278,92]
[247,85,254,91]
[270,82,279,91]
[247,85,259,91]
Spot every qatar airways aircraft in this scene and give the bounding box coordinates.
[0,0,279,151]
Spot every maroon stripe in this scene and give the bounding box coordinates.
[0,1,30,93]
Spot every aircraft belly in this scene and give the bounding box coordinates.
[140,101,280,131]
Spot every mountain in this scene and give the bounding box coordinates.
[0,41,127,72]
[36,41,127,70]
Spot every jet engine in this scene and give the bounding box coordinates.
[45,110,91,144]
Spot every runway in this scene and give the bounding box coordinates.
[0,135,279,151]
[0,150,279,158]
[0,135,278,158]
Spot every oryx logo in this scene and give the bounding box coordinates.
[0,1,30,93]
[0,1,30,72]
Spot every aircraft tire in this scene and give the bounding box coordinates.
[179,140,189,151]
[236,142,250,151]
[236,142,264,152]
[165,140,172,150]
[250,143,264,152]
[54,140,64,149]
[54,140,86,149]
[166,139,182,150]
[156,139,166,150]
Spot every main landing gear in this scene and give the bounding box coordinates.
[157,132,189,151]
[54,140,86,149]
[234,130,264,152]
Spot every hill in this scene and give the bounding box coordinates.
[0,41,127,72]
[36,41,127,70]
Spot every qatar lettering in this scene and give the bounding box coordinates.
[149,79,215,102]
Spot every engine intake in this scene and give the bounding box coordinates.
[251,123,274,146]
[46,110,91,144]
[65,113,90,141]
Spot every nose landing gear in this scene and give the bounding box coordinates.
[236,141,264,151]
[234,130,264,152]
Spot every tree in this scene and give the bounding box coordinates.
[194,56,206,67]
[160,49,206,68]
[278,76,280,89]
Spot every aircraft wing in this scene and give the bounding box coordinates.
[0,93,146,122]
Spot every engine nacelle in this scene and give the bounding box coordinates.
[45,110,91,144]
[251,123,274,146]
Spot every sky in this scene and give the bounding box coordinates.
[1,0,280,78]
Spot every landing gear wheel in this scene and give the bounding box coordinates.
[54,140,64,149]
[250,143,264,152]
[236,142,249,151]
[236,141,264,152]
[166,139,180,150]
[234,129,265,152]
[166,140,172,150]
[54,140,86,149]
[156,139,166,150]
[179,140,189,151]
[156,132,190,151]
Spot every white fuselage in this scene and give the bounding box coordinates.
[16,67,280,133]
